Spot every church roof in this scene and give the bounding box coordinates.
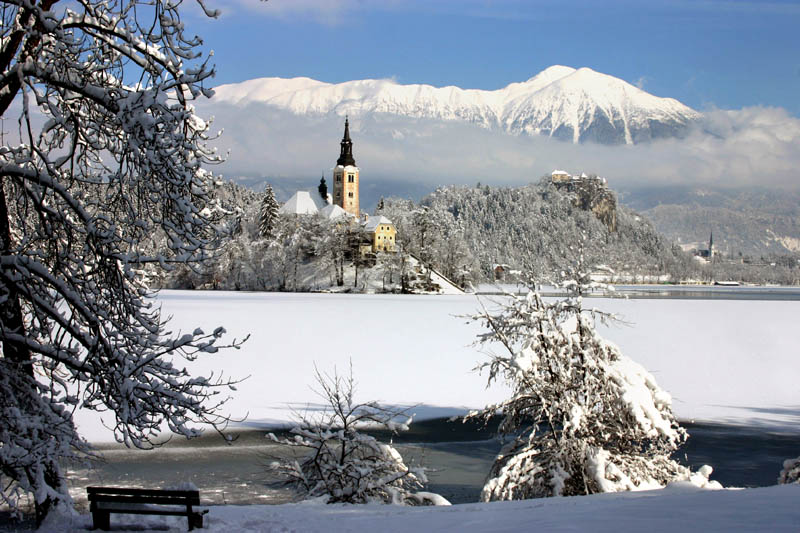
[279,190,327,215]
[319,203,351,221]
[336,116,356,167]
[363,215,394,232]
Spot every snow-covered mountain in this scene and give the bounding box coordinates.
[212,66,700,145]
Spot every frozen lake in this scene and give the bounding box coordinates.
[66,288,800,506]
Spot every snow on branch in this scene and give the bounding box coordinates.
[0,0,242,523]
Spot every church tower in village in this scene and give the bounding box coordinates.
[333,117,360,216]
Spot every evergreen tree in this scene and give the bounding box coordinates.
[259,184,280,238]
[467,252,697,500]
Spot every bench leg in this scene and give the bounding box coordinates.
[187,510,205,530]
[91,510,110,531]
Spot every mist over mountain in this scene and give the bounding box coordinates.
[212,66,699,145]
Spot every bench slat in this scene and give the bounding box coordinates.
[87,486,199,499]
[89,494,200,506]
[89,507,196,517]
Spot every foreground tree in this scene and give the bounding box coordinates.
[0,0,241,522]
[268,366,449,506]
[467,256,695,500]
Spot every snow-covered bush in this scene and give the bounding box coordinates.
[468,257,692,500]
[778,456,800,484]
[267,367,449,506]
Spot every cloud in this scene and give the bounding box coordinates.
[209,0,800,25]
[209,0,556,25]
[215,0,402,25]
[196,99,800,196]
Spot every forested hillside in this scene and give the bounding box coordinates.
[153,178,705,290]
[623,187,800,257]
[383,180,698,282]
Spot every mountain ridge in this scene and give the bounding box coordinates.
[212,66,700,145]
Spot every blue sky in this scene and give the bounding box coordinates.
[189,0,800,115]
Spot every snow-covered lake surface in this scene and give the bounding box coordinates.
[74,290,800,441]
[49,289,800,532]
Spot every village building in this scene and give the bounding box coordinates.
[551,170,571,183]
[693,232,717,262]
[363,215,397,253]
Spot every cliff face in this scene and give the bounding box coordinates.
[554,177,618,232]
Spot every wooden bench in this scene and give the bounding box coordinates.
[86,486,207,531]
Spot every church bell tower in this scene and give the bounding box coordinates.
[333,117,360,216]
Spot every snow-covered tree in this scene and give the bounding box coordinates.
[268,366,449,506]
[778,456,800,484]
[467,255,691,500]
[0,0,241,522]
[316,216,355,287]
[259,184,280,238]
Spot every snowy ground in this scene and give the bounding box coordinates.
[73,290,800,442]
[41,290,800,532]
[38,484,800,532]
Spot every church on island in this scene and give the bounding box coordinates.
[279,118,397,254]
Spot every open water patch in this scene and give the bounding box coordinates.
[59,418,800,507]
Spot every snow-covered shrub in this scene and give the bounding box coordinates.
[267,367,449,506]
[468,257,692,500]
[778,456,800,484]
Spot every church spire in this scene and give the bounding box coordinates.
[337,116,356,167]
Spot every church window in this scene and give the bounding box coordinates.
[348,192,353,198]
[335,175,341,183]
[348,174,354,183]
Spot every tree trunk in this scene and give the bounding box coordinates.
[0,182,63,524]
[0,183,30,373]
